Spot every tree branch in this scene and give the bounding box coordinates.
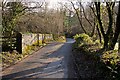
[71,1,87,34]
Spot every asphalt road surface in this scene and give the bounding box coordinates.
[2,38,76,80]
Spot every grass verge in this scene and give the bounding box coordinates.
[72,33,120,80]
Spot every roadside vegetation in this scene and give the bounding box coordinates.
[73,33,120,79]
[1,39,45,69]
[1,0,120,79]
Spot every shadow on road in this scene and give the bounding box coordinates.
[2,58,64,79]
[2,38,76,79]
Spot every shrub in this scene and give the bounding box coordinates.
[32,40,43,46]
[73,33,93,48]
[43,39,53,43]
[101,50,120,79]
[55,36,66,42]
[2,51,22,67]
[94,39,104,46]
[73,34,81,40]
[73,33,120,79]
[101,50,120,66]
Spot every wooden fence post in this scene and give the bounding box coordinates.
[16,32,22,53]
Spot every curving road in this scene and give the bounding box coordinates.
[2,38,76,79]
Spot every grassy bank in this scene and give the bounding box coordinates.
[73,33,120,80]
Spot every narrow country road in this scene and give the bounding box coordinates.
[2,38,76,79]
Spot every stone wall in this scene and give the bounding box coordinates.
[22,33,53,52]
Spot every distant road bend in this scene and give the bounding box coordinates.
[2,38,76,79]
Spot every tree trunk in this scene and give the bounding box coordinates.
[103,35,109,49]
[109,1,120,50]
[96,24,102,43]
[106,2,114,49]
[95,2,105,38]
[91,16,97,37]
[118,35,120,53]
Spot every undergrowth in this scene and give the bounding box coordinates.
[73,33,120,80]
[1,40,46,69]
